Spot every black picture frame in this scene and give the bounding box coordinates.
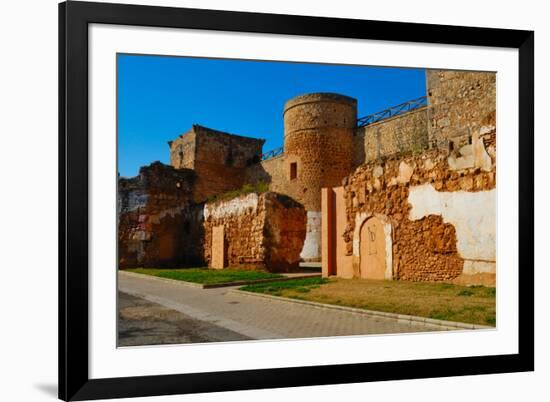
[59,1,534,400]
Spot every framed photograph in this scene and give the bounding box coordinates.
[59,1,534,400]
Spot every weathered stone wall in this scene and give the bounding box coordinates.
[245,155,323,262]
[169,125,265,202]
[282,93,356,211]
[244,154,285,188]
[263,194,309,270]
[119,78,497,277]
[170,124,264,169]
[203,192,307,272]
[118,162,205,268]
[168,130,196,169]
[244,93,358,263]
[341,142,496,283]
[426,70,496,150]
[203,193,263,268]
[353,107,428,165]
[191,160,248,203]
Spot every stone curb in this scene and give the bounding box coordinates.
[232,289,494,331]
[119,270,321,289]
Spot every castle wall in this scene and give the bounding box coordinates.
[246,154,323,262]
[120,75,497,278]
[426,70,496,149]
[282,93,356,211]
[203,192,307,272]
[244,94,358,263]
[169,131,196,169]
[245,155,285,188]
[193,126,264,168]
[334,142,496,285]
[118,162,205,268]
[351,70,495,167]
[169,125,265,202]
[352,107,429,166]
[191,161,248,203]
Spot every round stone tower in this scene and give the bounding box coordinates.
[283,92,357,211]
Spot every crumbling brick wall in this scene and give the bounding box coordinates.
[203,192,307,272]
[118,162,204,268]
[342,147,496,282]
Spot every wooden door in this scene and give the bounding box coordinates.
[359,217,386,279]
[211,225,226,269]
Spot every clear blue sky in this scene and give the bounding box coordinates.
[118,54,426,177]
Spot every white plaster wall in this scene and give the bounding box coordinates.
[408,183,496,262]
[204,193,258,219]
[463,260,496,274]
[300,211,322,261]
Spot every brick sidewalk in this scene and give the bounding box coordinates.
[118,271,437,341]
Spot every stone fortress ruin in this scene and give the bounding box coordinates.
[118,69,496,286]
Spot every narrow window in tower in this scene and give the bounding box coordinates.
[290,162,297,180]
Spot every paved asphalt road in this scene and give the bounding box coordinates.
[118,292,251,346]
[118,271,438,346]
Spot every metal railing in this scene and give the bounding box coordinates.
[261,146,284,161]
[258,96,427,162]
[356,96,427,128]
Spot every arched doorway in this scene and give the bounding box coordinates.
[359,216,387,279]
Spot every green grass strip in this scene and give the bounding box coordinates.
[127,267,282,285]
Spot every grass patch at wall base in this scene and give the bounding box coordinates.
[126,267,282,285]
[241,278,495,327]
[241,277,328,296]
